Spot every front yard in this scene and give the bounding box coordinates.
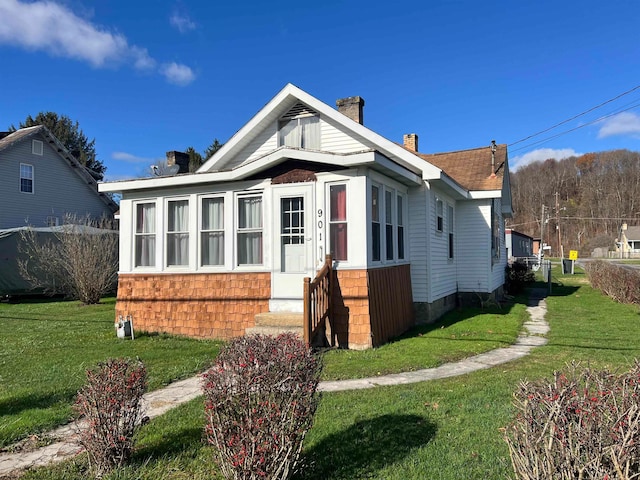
[5,267,640,478]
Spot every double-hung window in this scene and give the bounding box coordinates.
[201,197,224,266]
[436,198,444,232]
[20,164,33,193]
[448,204,454,259]
[385,190,394,260]
[237,195,263,265]
[329,184,347,261]
[371,185,381,261]
[135,202,156,267]
[167,199,189,266]
[397,195,405,260]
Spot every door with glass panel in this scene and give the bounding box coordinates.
[272,185,314,299]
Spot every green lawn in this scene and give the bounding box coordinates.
[13,269,640,479]
[0,297,223,448]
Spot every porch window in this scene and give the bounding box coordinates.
[237,195,263,265]
[448,204,454,259]
[167,199,189,266]
[371,185,381,261]
[20,163,33,193]
[135,202,156,267]
[329,184,347,261]
[278,116,320,149]
[397,195,405,260]
[201,197,224,266]
[385,190,394,260]
[436,197,444,232]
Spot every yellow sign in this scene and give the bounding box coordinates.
[569,250,578,260]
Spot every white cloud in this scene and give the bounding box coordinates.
[598,112,640,139]
[170,12,196,33]
[0,0,194,85]
[112,151,157,164]
[511,148,582,170]
[161,62,195,86]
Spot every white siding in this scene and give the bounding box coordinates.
[226,125,278,170]
[456,200,491,292]
[320,117,368,153]
[408,184,428,302]
[428,189,457,301]
[0,136,113,229]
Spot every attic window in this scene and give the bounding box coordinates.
[278,103,320,149]
[32,139,43,156]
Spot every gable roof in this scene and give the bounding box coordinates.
[0,125,118,212]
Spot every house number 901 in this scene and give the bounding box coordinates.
[317,209,323,241]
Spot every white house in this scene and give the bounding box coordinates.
[99,84,512,349]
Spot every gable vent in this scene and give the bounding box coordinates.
[281,102,318,119]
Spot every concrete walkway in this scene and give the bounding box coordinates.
[0,290,548,478]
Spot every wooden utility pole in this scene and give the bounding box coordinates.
[555,191,563,258]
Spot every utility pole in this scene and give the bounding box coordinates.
[555,191,563,258]
[539,204,546,263]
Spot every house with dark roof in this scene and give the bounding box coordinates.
[0,125,118,228]
[99,84,512,349]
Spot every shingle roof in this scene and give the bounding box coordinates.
[0,125,43,152]
[416,143,508,191]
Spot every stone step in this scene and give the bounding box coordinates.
[254,311,303,328]
[245,325,304,337]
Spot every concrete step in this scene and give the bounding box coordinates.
[254,311,303,328]
[245,325,304,337]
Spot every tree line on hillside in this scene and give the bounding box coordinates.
[8,112,223,180]
[510,149,640,257]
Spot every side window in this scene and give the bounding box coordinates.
[237,195,263,265]
[135,202,156,267]
[329,184,347,261]
[436,198,443,232]
[385,190,394,260]
[167,199,189,266]
[397,194,405,260]
[448,204,454,259]
[32,139,43,156]
[371,185,381,261]
[278,116,320,149]
[201,197,224,266]
[20,164,34,193]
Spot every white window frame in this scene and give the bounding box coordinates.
[384,188,394,261]
[328,183,348,262]
[236,193,264,266]
[436,197,444,232]
[199,195,225,268]
[397,193,405,260]
[32,139,43,156]
[448,203,454,260]
[278,114,320,149]
[46,216,59,227]
[165,197,190,268]
[371,184,381,262]
[134,200,157,269]
[19,163,34,194]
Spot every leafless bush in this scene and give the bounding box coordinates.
[504,361,640,479]
[584,260,640,304]
[74,358,147,478]
[18,214,118,304]
[203,333,322,480]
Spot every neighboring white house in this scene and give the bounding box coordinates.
[99,84,512,349]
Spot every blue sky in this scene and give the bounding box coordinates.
[1,0,640,181]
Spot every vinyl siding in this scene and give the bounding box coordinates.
[0,135,113,229]
[456,200,491,292]
[319,117,368,153]
[428,190,457,301]
[408,184,428,302]
[227,125,278,170]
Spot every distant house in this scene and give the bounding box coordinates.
[0,125,117,228]
[506,229,534,259]
[99,84,512,349]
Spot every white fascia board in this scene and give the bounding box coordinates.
[468,190,502,199]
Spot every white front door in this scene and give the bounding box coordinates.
[272,184,314,300]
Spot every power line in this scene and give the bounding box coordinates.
[508,83,640,148]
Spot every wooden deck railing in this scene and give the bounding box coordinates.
[303,254,333,346]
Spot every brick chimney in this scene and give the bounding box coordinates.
[403,133,418,152]
[336,96,365,125]
[166,151,190,174]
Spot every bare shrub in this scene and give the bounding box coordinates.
[18,214,118,304]
[203,333,322,480]
[74,358,147,478]
[584,260,640,304]
[504,361,640,479]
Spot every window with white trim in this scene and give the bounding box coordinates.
[167,199,189,266]
[385,189,394,260]
[448,204,454,259]
[201,196,224,266]
[32,139,43,155]
[397,194,405,260]
[20,164,33,193]
[46,216,59,227]
[237,195,263,265]
[278,103,320,149]
[371,185,381,261]
[436,197,444,232]
[135,202,156,267]
[329,184,347,261]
